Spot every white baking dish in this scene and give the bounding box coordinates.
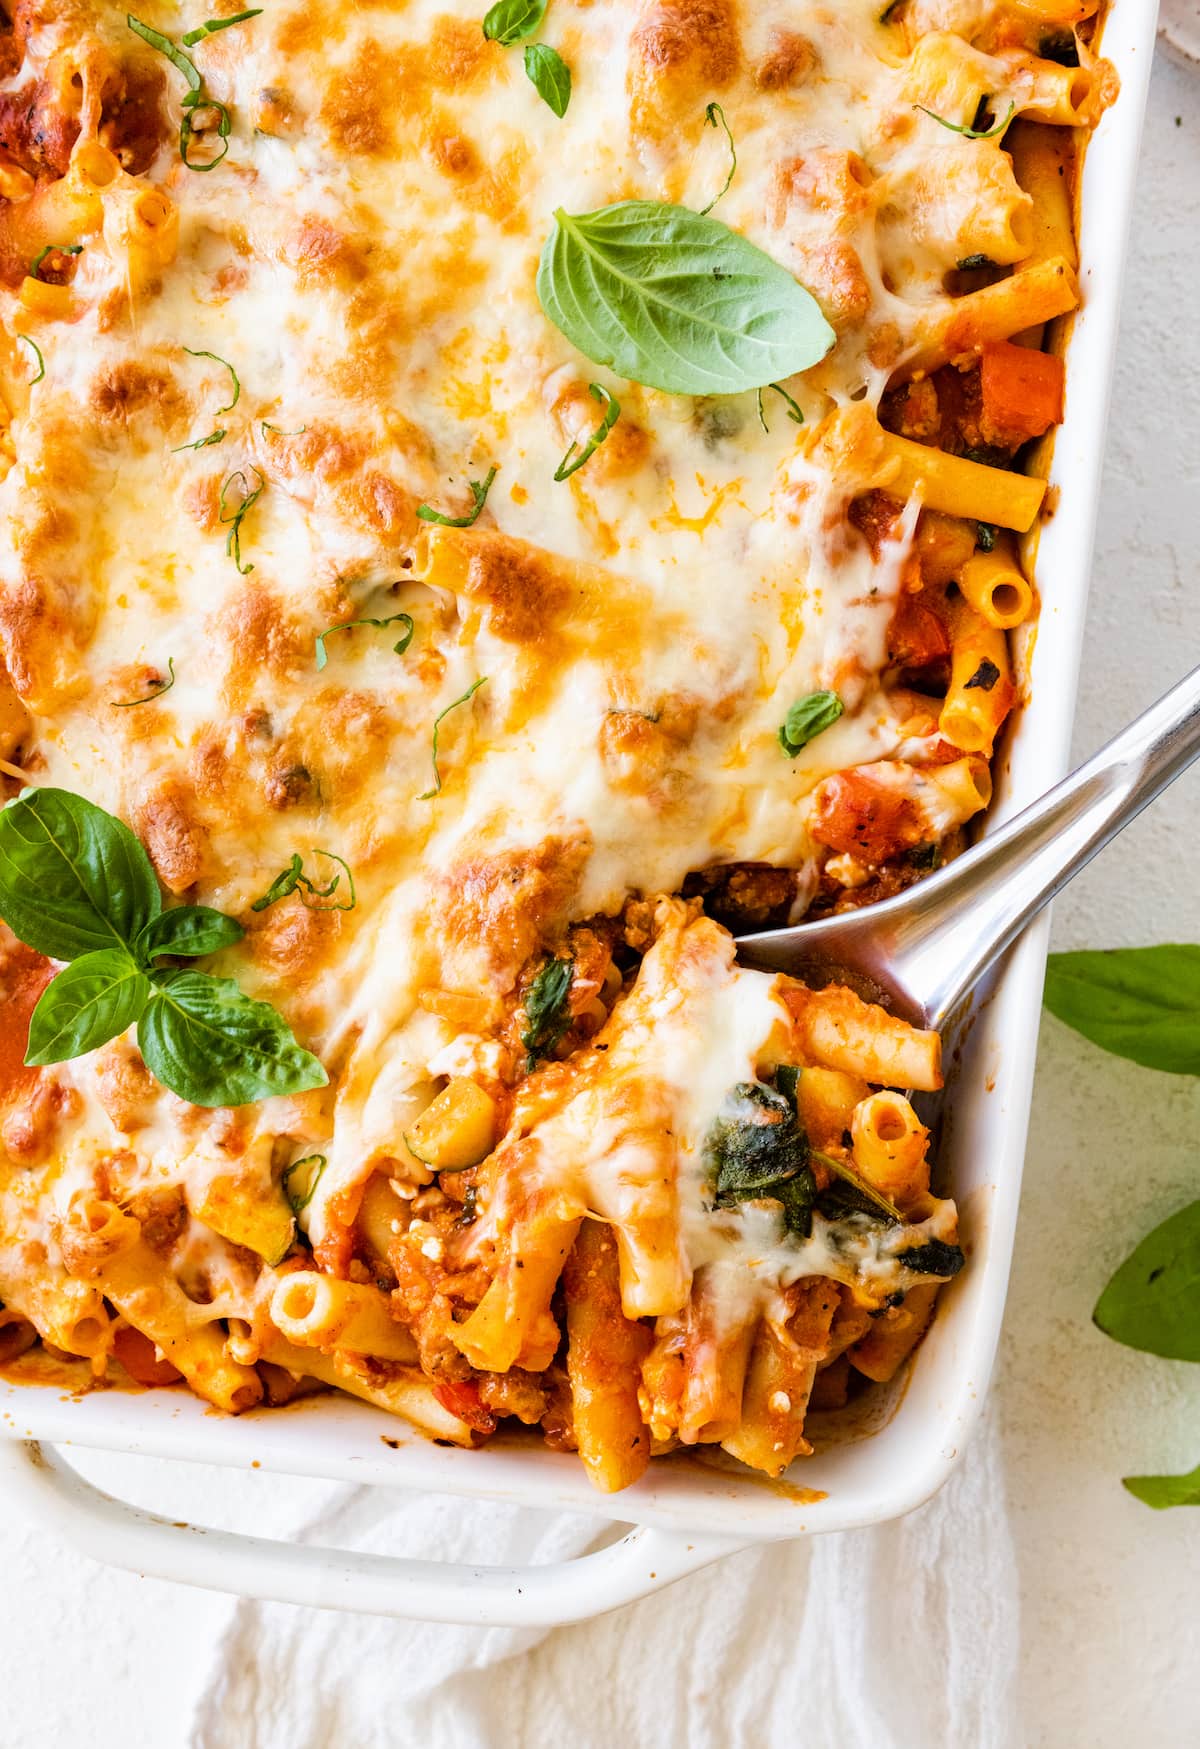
[0,0,1161,1623]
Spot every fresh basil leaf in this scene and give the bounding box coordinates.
[314,611,414,671]
[483,0,546,45]
[1093,1200,1200,1361]
[553,383,619,481]
[698,101,736,215]
[25,949,151,1065]
[139,970,328,1107]
[16,333,44,384]
[1043,946,1200,1075]
[524,42,570,116]
[536,201,836,397]
[136,905,244,962]
[521,956,573,1069]
[416,466,497,528]
[778,690,844,757]
[915,98,1015,140]
[0,788,161,961]
[283,1152,327,1214]
[1123,1462,1200,1510]
[418,677,488,800]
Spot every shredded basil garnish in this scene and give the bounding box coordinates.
[218,466,264,574]
[976,521,998,552]
[127,10,262,171]
[699,102,736,215]
[251,851,357,914]
[416,466,497,528]
[261,420,307,437]
[756,381,804,434]
[30,243,81,281]
[282,1152,327,1213]
[314,612,414,672]
[418,677,488,799]
[964,658,1001,692]
[16,333,44,384]
[916,98,1015,140]
[553,383,620,481]
[113,657,176,708]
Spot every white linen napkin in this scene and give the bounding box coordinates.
[188,1405,1018,1749]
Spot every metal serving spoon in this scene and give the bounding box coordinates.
[737,664,1200,1034]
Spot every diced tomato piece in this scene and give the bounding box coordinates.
[112,1326,183,1387]
[811,771,925,864]
[887,597,951,673]
[979,341,1065,443]
[433,1378,497,1435]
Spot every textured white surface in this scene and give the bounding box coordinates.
[2,49,1198,1749]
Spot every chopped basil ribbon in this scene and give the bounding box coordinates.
[218,466,264,573]
[553,383,620,481]
[416,466,497,528]
[261,420,307,437]
[314,612,414,671]
[524,43,570,116]
[127,10,262,171]
[537,201,835,397]
[283,1153,327,1214]
[756,381,804,434]
[30,243,81,282]
[778,690,844,757]
[16,333,44,384]
[915,98,1016,140]
[112,657,176,708]
[251,851,357,914]
[482,0,546,45]
[173,346,240,450]
[698,102,736,215]
[0,787,324,1106]
[418,677,488,799]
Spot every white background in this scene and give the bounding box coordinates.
[1,45,1197,1749]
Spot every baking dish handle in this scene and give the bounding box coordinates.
[0,1438,747,1624]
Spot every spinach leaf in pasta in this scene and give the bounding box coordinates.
[520,956,574,1069]
[536,201,835,397]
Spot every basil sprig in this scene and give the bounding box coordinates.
[127,9,262,171]
[554,383,619,481]
[778,690,844,757]
[524,43,570,116]
[537,202,835,396]
[0,788,326,1106]
[1043,945,1200,1075]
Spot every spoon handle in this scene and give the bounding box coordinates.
[876,661,1200,1025]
